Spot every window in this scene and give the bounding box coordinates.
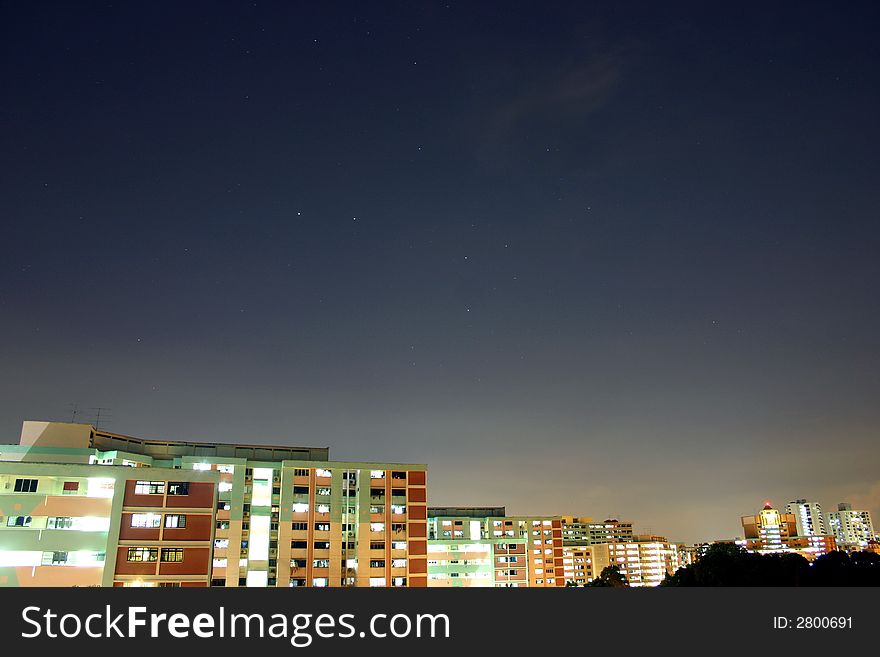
[391,558,407,568]
[291,541,308,549]
[293,486,310,494]
[371,523,385,532]
[47,517,74,529]
[370,541,385,550]
[315,523,330,531]
[316,504,330,514]
[314,541,331,550]
[218,465,235,474]
[160,548,184,563]
[292,503,309,513]
[43,551,69,565]
[392,541,407,550]
[316,487,331,496]
[7,516,32,527]
[159,582,182,587]
[214,539,229,549]
[370,505,385,514]
[216,521,230,530]
[127,547,158,562]
[62,481,79,493]
[313,559,330,568]
[291,522,308,531]
[164,514,186,528]
[14,478,38,493]
[167,482,189,495]
[391,471,406,480]
[391,505,406,514]
[131,513,161,528]
[391,523,406,533]
[370,470,385,478]
[135,481,164,495]
[370,560,385,568]
[315,469,331,478]
[293,468,309,476]
[192,463,212,471]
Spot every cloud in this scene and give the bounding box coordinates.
[491,53,624,136]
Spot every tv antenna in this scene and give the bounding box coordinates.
[89,407,112,431]
[67,402,80,423]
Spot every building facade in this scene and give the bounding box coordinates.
[1,420,428,587]
[827,503,875,550]
[591,540,681,587]
[785,499,827,537]
[427,507,565,587]
[561,516,634,545]
[739,502,835,560]
[0,461,217,587]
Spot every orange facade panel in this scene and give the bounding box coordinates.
[165,482,215,509]
[407,471,426,486]
[37,495,113,519]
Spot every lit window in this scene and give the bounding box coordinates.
[164,515,186,528]
[127,547,158,562]
[131,513,161,528]
[160,548,184,563]
[134,481,165,495]
[167,482,189,496]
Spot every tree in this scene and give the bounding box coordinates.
[587,565,629,587]
[661,543,810,586]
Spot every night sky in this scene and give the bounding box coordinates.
[2,1,879,543]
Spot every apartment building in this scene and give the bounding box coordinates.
[0,420,428,587]
[427,507,565,587]
[0,461,217,587]
[591,540,681,587]
[561,545,594,585]
[785,499,827,537]
[739,502,836,560]
[561,515,634,545]
[827,503,875,550]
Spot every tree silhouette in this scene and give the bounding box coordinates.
[661,543,880,586]
[587,565,629,587]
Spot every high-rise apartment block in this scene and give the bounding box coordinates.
[785,499,827,537]
[739,502,835,559]
[591,540,681,587]
[0,421,428,587]
[427,507,565,587]
[827,503,875,550]
[561,515,634,545]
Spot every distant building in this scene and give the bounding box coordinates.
[561,545,594,585]
[561,515,634,545]
[591,539,681,587]
[427,507,564,587]
[785,499,827,537]
[827,503,875,550]
[739,502,835,560]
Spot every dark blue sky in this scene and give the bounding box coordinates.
[2,1,879,542]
